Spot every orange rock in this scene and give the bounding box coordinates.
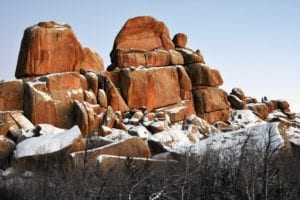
[15,21,104,78]
[186,63,223,87]
[177,48,205,64]
[98,73,129,112]
[0,136,15,163]
[24,72,86,128]
[0,80,24,111]
[71,137,151,167]
[119,66,181,111]
[199,109,231,123]
[173,33,187,48]
[169,50,184,65]
[176,66,192,91]
[193,88,230,114]
[111,16,174,57]
[247,103,269,119]
[115,50,146,68]
[145,50,170,67]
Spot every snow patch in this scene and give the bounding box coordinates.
[229,110,265,128]
[15,125,81,158]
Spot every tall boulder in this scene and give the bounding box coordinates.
[15,21,104,78]
[110,16,175,68]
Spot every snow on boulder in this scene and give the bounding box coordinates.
[191,123,284,157]
[148,124,203,154]
[128,125,151,140]
[15,125,84,159]
[229,110,265,129]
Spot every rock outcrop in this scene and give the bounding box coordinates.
[15,21,104,78]
[0,16,297,172]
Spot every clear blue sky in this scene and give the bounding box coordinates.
[0,0,299,111]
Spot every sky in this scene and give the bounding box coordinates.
[0,0,299,111]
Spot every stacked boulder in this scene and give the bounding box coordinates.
[228,88,294,120]
[0,16,297,171]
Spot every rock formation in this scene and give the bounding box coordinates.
[15,21,104,78]
[0,17,299,172]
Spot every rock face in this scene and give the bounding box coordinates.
[0,80,24,111]
[119,66,181,110]
[193,88,230,123]
[15,21,104,78]
[24,72,86,128]
[0,136,15,163]
[173,33,187,48]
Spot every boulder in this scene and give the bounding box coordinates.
[110,16,174,65]
[71,137,151,167]
[74,100,102,136]
[186,63,223,87]
[0,136,15,164]
[172,33,187,48]
[119,66,181,111]
[169,50,184,65]
[15,21,103,78]
[147,121,169,133]
[114,49,146,68]
[277,100,290,113]
[0,111,34,137]
[84,72,99,95]
[24,72,86,128]
[186,115,219,135]
[129,111,144,125]
[246,103,269,120]
[193,88,230,114]
[228,94,245,109]
[0,80,24,111]
[98,73,129,112]
[231,88,246,101]
[84,90,97,104]
[15,126,85,168]
[176,48,205,64]
[97,89,108,108]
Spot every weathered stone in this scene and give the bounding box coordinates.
[186,63,223,87]
[24,72,86,128]
[228,94,245,109]
[172,33,187,48]
[99,126,112,136]
[176,66,192,91]
[186,114,219,135]
[147,121,169,133]
[231,88,246,101]
[119,66,180,111]
[16,21,104,78]
[145,50,170,67]
[129,111,144,125]
[115,50,146,68]
[85,72,98,95]
[110,16,175,65]
[199,109,231,124]
[84,90,97,104]
[15,126,85,169]
[0,136,15,164]
[71,137,151,167]
[277,100,290,113]
[193,88,230,114]
[176,48,205,64]
[247,103,269,119]
[98,73,129,112]
[97,89,108,108]
[169,50,184,65]
[0,80,24,111]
